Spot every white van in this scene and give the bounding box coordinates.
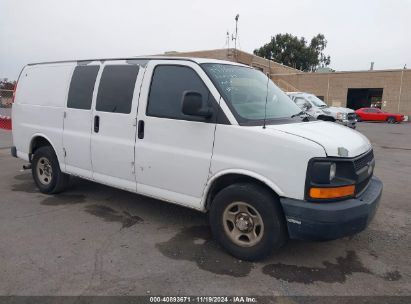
[11,57,382,260]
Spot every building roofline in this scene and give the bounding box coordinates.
[171,48,302,73]
[272,68,409,76]
[232,48,303,72]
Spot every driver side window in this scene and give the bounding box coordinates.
[294,97,309,109]
[147,65,228,124]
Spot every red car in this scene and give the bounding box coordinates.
[355,108,404,123]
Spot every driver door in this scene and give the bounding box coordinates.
[134,60,226,209]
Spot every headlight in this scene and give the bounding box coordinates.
[336,112,347,120]
[330,163,336,181]
[311,161,337,183]
[306,159,357,201]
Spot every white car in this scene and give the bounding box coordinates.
[11,57,382,260]
[287,92,357,128]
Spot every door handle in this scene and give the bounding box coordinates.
[138,120,144,139]
[94,115,100,133]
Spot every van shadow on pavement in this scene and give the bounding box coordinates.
[157,226,403,282]
[11,173,143,228]
[11,172,403,283]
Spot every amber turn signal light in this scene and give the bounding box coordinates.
[309,185,355,199]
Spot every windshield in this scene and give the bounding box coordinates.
[306,94,327,107]
[202,63,302,124]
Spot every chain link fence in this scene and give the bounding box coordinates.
[0,88,13,130]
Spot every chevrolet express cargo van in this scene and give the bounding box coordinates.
[11,57,382,260]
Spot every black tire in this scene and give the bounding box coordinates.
[32,146,69,194]
[209,183,287,261]
[387,116,396,124]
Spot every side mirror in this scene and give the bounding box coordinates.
[302,102,312,111]
[181,91,213,118]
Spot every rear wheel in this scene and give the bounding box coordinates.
[387,116,396,124]
[32,146,69,194]
[209,183,287,261]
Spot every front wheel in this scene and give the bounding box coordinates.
[209,183,287,261]
[32,146,69,194]
[387,116,396,124]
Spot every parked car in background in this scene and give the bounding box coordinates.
[355,108,404,123]
[287,92,357,128]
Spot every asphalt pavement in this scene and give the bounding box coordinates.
[0,123,410,296]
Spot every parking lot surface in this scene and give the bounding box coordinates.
[0,123,410,296]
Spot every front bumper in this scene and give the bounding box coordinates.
[337,119,357,128]
[280,176,382,241]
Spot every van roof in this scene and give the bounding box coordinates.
[27,56,247,67]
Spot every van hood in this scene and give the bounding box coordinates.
[268,121,371,157]
[327,106,355,114]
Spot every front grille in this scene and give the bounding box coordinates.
[353,150,374,171]
[356,175,372,195]
[347,113,357,121]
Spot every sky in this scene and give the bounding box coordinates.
[1,0,410,80]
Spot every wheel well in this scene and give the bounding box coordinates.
[29,136,52,161]
[205,174,279,211]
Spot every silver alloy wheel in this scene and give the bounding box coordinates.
[222,201,264,247]
[36,157,53,185]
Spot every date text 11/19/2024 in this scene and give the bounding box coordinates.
[149,296,257,303]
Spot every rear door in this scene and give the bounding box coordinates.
[362,109,373,120]
[90,61,143,191]
[134,60,229,209]
[63,64,100,178]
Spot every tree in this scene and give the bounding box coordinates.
[310,34,331,68]
[254,33,331,72]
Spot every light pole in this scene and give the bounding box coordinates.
[234,14,239,51]
[231,14,239,59]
